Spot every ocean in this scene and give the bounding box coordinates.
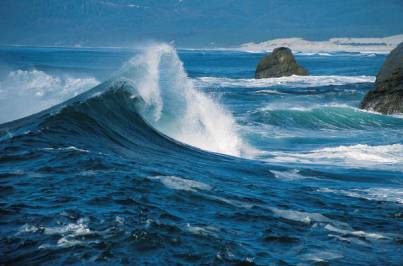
[0,44,402,265]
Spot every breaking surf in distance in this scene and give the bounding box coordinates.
[237,34,403,54]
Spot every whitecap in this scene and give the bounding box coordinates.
[269,207,332,224]
[318,187,403,204]
[256,89,286,94]
[149,175,212,192]
[328,234,369,246]
[20,218,95,249]
[184,223,219,237]
[18,224,40,234]
[270,169,315,181]
[43,218,92,236]
[324,224,387,240]
[300,250,343,262]
[41,146,90,153]
[56,237,85,248]
[267,144,403,170]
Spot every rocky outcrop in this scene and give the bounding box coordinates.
[255,47,308,79]
[360,42,403,114]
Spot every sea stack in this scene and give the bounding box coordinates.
[255,47,308,79]
[360,42,403,114]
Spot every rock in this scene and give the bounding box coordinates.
[360,42,403,114]
[255,47,308,79]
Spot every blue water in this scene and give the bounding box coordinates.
[1,45,402,265]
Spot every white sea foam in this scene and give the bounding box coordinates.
[267,144,403,169]
[318,188,403,205]
[194,75,375,89]
[56,237,85,248]
[0,69,98,123]
[255,90,286,94]
[19,224,41,233]
[19,218,95,249]
[259,102,353,112]
[324,224,386,240]
[42,218,92,236]
[185,223,219,237]
[270,169,315,181]
[328,234,369,246]
[269,207,332,224]
[149,175,212,192]
[300,251,343,262]
[268,207,390,244]
[41,146,90,153]
[238,34,403,54]
[119,43,253,157]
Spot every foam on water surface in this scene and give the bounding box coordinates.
[194,75,375,89]
[319,187,403,204]
[149,175,212,192]
[266,144,403,170]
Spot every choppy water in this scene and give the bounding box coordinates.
[1,45,402,265]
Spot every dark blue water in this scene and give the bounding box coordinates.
[1,45,402,265]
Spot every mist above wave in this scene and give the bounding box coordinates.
[116,43,252,157]
[0,69,98,123]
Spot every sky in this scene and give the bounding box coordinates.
[1,0,402,47]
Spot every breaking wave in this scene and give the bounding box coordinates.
[116,44,251,157]
[1,44,251,158]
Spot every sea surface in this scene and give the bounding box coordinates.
[0,44,402,265]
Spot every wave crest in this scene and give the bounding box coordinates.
[117,44,252,157]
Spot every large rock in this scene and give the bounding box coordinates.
[360,42,403,114]
[255,47,308,79]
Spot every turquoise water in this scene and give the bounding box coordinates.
[0,45,402,265]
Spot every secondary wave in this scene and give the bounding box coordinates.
[265,143,403,170]
[250,105,403,130]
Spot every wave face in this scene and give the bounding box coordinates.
[1,45,403,265]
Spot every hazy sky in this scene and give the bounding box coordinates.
[1,0,402,47]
